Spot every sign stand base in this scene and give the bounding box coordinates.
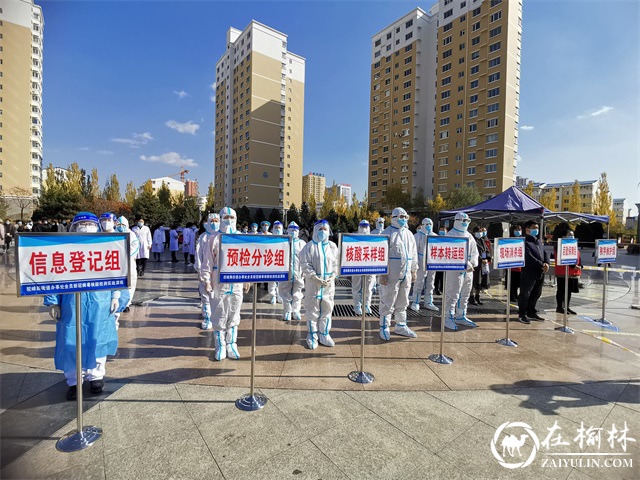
[348,371,375,384]
[593,318,612,327]
[555,326,575,334]
[428,353,453,365]
[496,338,518,347]
[56,426,103,453]
[235,394,267,411]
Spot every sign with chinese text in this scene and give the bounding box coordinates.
[557,237,579,266]
[16,233,130,297]
[595,239,617,264]
[426,236,469,271]
[493,237,525,269]
[339,234,388,276]
[218,234,290,283]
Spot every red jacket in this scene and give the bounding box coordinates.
[554,249,582,277]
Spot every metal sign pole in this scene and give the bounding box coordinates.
[56,292,103,452]
[556,262,574,334]
[429,271,453,364]
[236,285,267,411]
[496,268,517,347]
[595,263,612,326]
[348,275,374,383]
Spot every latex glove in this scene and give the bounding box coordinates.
[322,274,335,287]
[49,305,61,321]
[110,298,119,314]
[244,283,251,293]
[467,262,474,272]
[411,271,417,283]
[379,275,388,286]
[311,274,324,286]
[205,280,213,293]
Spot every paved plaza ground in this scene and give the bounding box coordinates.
[0,248,638,479]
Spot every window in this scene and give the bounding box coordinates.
[467,167,476,176]
[402,104,411,112]
[438,171,449,179]
[485,148,498,158]
[375,39,381,47]
[405,44,413,52]
[457,113,463,120]
[403,92,411,101]
[491,11,502,22]
[404,56,412,64]
[459,57,465,64]
[387,32,392,39]
[406,19,413,28]
[440,130,449,139]
[459,43,466,50]
[443,49,452,59]
[484,179,497,188]
[487,118,499,128]
[468,138,477,148]
[458,71,465,78]
[402,140,410,148]
[441,90,451,99]
[404,80,412,88]
[471,50,480,60]
[374,61,381,68]
[472,21,481,32]
[489,41,501,52]
[488,87,500,98]
[443,22,453,32]
[487,102,499,113]
[441,103,451,113]
[469,123,477,132]
[375,50,381,58]
[490,0,502,7]
[404,68,412,76]
[472,7,481,17]
[405,32,413,40]
[439,143,449,152]
[442,77,452,86]
[439,157,449,166]
[471,36,480,46]
[488,57,501,68]
[490,26,502,38]
[442,62,452,72]
[485,163,498,173]
[470,80,479,89]
[486,133,498,143]
[443,36,452,46]
[488,72,500,83]
[444,9,453,18]
[458,99,464,106]
[402,117,411,125]
[440,117,450,126]
[469,109,478,118]
[470,65,479,75]
[468,152,476,161]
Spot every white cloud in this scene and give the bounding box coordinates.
[210,95,216,103]
[577,106,614,119]
[165,120,200,135]
[520,125,534,131]
[111,132,154,148]
[174,90,188,99]
[140,152,198,167]
[77,147,90,151]
[97,150,113,155]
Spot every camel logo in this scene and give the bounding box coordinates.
[491,421,540,469]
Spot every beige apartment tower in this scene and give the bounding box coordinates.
[302,172,325,203]
[214,21,305,213]
[368,0,522,209]
[0,0,44,211]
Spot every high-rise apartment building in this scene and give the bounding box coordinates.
[302,172,326,203]
[368,0,522,210]
[213,21,305,214]
[185,179,198,197]
[534,179,600,214]
[327,183,352,206]
[0,0,44,208]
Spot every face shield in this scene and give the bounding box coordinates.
[99,213,117,232]
[358,220,370,234]
[312,220,332,244]
[454,213,470,232]
[219,207,237,233]
[391,208,409,229]
[70,212,100,233]
[273,221,284,235]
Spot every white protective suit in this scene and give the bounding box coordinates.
[116,216,139,313]
[182,226,193,256]
[300,220,340,349]
[352,220,375,315]
[152,227,166,254]
[132,222,151,259]
[378,208,419,340]
[278,222,306,321]
[201,207,247,361]
[268,221,284,304]
[410,218,439,312]
[371,218,386,293]
[444,212,479,330]
[195,213,220,330]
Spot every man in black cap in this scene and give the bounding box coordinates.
[518,220,550,324]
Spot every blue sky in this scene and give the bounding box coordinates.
[39,0,639,215]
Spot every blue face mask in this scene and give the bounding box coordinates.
[530,229,539,237]
[475,232,483,239]
[482,231,487,238]
[397,219,407,228]
[116,225,125,233]
[425,226,432,234]
[439,230,446,235]
[317,230,328,242]
[514,231,521,237]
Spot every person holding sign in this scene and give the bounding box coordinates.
[410,218,439,312]
[444,212,479,330]
[195,213,220,330]
[268,221,284,305]
[554,230,581,314]
[517,220,550,324]
[378,207,419,340]
[370,217,386,294]
[279,221,306,321]
[201,207,250,361]
[300,220,340,349]
[44,212,120,400]
[352,220,375,315]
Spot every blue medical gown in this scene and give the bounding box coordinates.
[44,291,119,372]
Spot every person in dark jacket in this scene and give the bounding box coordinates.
[517,220,550,324]
[469,226,491,305]
[554,230,581,314]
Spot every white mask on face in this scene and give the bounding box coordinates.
[101,220,114,232]
[274,227,283,235]
[288,228,299,238]
[77,224,99,233]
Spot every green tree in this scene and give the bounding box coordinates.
[381,184,411,212]
[299,202,312,229]
[205,182,215,212]
[103,173,121,202]
[0,192,8,219]
[287,204,300,226]
[567,180,581,213]
[523,181,534,197]
[88,167,101,201]
[65,162,84,196]
[124,181,137,206]
[426,193,448,221]
[411,188,428,218]
[593,172,617,230]
[254,207,266,224]
[446,186,483,209]
[8,186,35,221]
[237,206,251,226]
[320,184,339,219]
[539,190,556,212]
[132,185,163,226]
[268,207,282,224]
[157,182,172,209]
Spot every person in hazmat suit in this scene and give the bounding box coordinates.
[201,207,250,361]
[278,221,306,321]
[443,212,479,330]
[194,213,220,330]
[267,221,284,304]
[44,212,120,400]
[410,218,439,312]
[115,216,139,318]
[378,207,419,340]
[370,217,386,294]
[352,220,375,315]
[300,220,340,349]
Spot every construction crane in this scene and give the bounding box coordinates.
[167,168,190,182]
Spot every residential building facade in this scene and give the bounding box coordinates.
[213,21,305,214]
[148,177,185,196]
[0,0,44,213]
[327,183,352,206]
[302,172,326,203]
[613,198,629,226]
[533,180,600,213]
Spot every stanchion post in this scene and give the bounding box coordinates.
[496,268,517,347]
[555,261,574,334]
[595,263,612,326]
[429,271,453,364]
[56,292,103,452]
[236,285,267,411]
[348,275,374,383]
